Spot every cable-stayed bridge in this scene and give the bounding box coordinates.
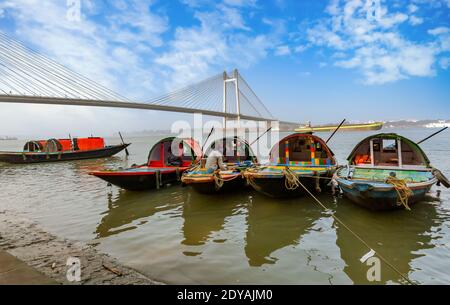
[0,32,298,127]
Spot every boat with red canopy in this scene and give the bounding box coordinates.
[90,137,202,191]
[0,137,128,164]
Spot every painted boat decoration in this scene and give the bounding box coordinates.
[335,133,449,211]
[243,133,338,198]
[90,137,202,191]
[181,136,257,194]
[295,122,383,133]
[0,137,129,164]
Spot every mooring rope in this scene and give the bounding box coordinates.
[283,166,301,191]
[295,178,415,285]
[386,176,413,210]
[211,166,249,190]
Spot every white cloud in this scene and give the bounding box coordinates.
[409,15,423,25]
[439,57,450,69]
[294,45,308,53]
[408,4,419,13]
[275,45,291,56]
[428,26,450,36]
[155,2,280,89]
[306,0,448,85]
[0,0,168,99]
[0,0,175,135]
[298,71,311,77]
[223,0,257,7]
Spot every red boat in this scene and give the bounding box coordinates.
[90,137,202,191]
[0,137,129,164]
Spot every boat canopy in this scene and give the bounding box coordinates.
[23,141,44,152]
[269,133,336,166]
[73,137,105,151]
[347,133,431,168]
[23,137,103,153]
[147,137,202,167]
[43,139,63,153]
[205,137,257,163]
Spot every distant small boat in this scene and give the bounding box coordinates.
[90,137,202,191]
[295,122,383,133]
[335,133,449,211]
[243,133,338,198]
[0,137,128,164]
[0,136,18,141]
[181,137,257,194]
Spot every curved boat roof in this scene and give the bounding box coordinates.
[269,133,336,159]
[347,133,431,166]
[148,137,202,162]
[205,136,257,160]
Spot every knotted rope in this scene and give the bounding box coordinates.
[386,176,413,211]
[282,166,301,191]
[213,168,244,190]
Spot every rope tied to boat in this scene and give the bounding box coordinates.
[242,166,262,190]
[283,166,301,190]
[213,168,245,190]
[213,170,224,190]
[385,176,413,211]
[294,177,415,285]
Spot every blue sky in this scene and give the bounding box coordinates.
[0,0,449,136]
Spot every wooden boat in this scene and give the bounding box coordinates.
[335,133,449,211]
[181,137,257,194]
[0,137,129,164]
[90,137,202,191]
[295,122,383,133]
[243,133,338,198]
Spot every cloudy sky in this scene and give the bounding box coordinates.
[0,0,449,137]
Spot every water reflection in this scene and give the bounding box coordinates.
[181,190,245,249]
[334,196,439,284]
[96,187,184,238]
[245,194,323,267]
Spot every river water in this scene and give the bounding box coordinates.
[0,129,449,284]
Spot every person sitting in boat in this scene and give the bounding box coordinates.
[167,145,183,166]
[205,141,228,173]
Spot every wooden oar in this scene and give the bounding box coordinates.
[250,127,272,146]
[118,131,129,156]
[201,127,215,153]
[417,127,448,144]
[326,119,346,144]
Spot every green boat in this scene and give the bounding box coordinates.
[336,133,449,211]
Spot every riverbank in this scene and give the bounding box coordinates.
[0,210,163,285]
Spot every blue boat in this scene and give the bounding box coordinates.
[336,133,449,211]
[181,137,257,194]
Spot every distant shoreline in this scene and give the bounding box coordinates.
[1,119,449,140]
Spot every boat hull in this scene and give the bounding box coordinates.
[90,167,186,191]
[0,144,129,164]
[244,165,336,198]
[295,122,383,133]
[337,178,436,211]
[247,174,330,198]
[182,172,248,194]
